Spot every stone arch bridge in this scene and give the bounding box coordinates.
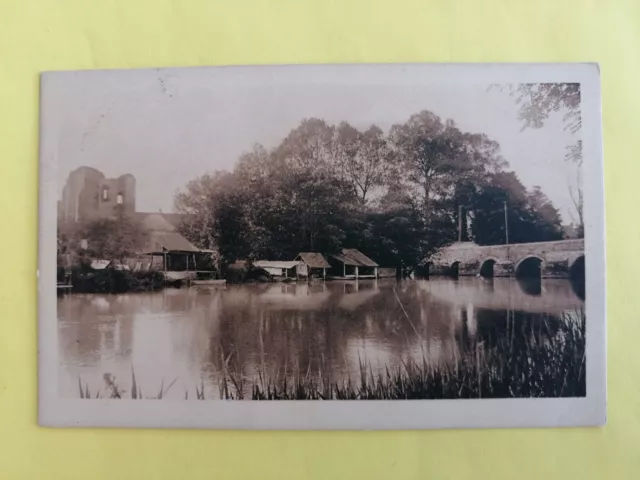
[426,239,585,279]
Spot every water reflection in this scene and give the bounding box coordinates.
[58,277,585,399]
[518,277,542,296]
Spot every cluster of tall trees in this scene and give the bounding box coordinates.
[175,107,566,272]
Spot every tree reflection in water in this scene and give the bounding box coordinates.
[58,277,585,399]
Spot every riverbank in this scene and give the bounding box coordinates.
[76,311,586,400]
[65,269,165,294]
[60,267,395,294]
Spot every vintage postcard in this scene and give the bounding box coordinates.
[38,63,606,429]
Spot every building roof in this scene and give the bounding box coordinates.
[135,211,199,253]
[143,231,200,253]
[342,249,379,267]
[90,259,111,270]
[330,253,361,266]
[254,260,301,269]
[296,252,331,269]
[331,249,379,267]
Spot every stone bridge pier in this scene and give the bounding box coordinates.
[426,239,585,280]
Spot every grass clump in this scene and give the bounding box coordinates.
[245,311,586,400]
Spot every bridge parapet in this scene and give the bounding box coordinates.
[427,239,585,279]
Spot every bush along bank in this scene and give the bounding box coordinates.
[69,267,165,293]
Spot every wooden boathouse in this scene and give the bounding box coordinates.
[253,260,301,279]
[328,249,379,279]
[295,252,331,279]
[138,213,208,282]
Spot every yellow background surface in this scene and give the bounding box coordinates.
[1,1,638,478]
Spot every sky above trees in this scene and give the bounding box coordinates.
[51,68,579,223]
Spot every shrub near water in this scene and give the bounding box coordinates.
[71,268,165,293]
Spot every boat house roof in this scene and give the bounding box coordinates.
[330,249,379,267]
[296,252,331,269]
[136,211,201,254]
[142,231,200,253]
[254,260,301,270]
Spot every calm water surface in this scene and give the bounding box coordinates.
[58,278,584,399]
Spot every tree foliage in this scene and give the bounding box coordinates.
[470,173,563,246]
[176,110,566,269]
[174,173,220,249]
[335,123,394,203]
[512,83,581,134]
[76,216,148,262]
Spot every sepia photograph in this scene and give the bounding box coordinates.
[38,64,606,429]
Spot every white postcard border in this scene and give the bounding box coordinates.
[38,63,606,429]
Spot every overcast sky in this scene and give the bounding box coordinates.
[48,67,580,223]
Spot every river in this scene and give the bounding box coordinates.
[57,277,585,399]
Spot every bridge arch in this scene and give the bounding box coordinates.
[450,260,460,278]
[479,257,499,278]
[569,255,585,281]
[417,261,432,277]
[569,255,586,300]
[514,255,544,279]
